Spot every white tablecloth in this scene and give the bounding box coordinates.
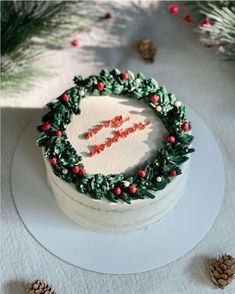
[1,1,235,293]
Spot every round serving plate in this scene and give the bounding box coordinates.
[11,108,224,274]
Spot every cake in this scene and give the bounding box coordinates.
[37,69,194,233]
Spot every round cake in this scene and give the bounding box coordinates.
[37,69,194,233]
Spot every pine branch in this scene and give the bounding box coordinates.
[1,1,104,93]
[189,1,235,60]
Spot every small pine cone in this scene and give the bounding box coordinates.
[28,279,56,294]
[137,39,156,62]
[209,254,235,289]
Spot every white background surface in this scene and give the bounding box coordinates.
[1,1,235,293]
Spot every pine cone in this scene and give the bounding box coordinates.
[137,39,156,62]
[28,279,56,294]
[209,254,235,289]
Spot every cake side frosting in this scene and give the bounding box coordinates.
[45,155,190,233]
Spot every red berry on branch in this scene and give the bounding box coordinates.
[72,165,80,174]
[139,170,146,178]
[55,130,62,137]
[71,39,79,47]
[78,168,86,175]
[97,82,105,91]
[104,12,112,20]
[150,95,160,104]
[114,187,122,196]
[168,136,176,143]
[169,170,177,177]
[50,157,57,166]
[129,185,137,194]
[62,94,69,103]
[182,122,190,132]
[169,5,179,15]
[201,18,210,26]
[184,14,192,23]
[42,122,51,132]
[122,72,128,80]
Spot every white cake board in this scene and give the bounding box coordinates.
[11,108,224,274]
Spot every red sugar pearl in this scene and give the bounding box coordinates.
[129,185,137,194]
[201,18,210,26]
[169,5,179,15]
[182,122,190,132]
[97,82,105,91]
[114,187,122,196]
[78,168,86,175]
[62,94,69,103]
[42,122,51,132]
[169,170,177,177]
[184,14,192,23]
[122,72,128,80]
[72,165,80,174]
[150,95,160,104]
[50,157,57,166]
[139,170,146,178]
[55,130,62,137]
[168,136,176,143]
[71,39,79,47]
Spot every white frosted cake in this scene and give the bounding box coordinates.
[37,69,194,233]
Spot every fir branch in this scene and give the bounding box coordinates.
[189,1,235,60]
[1,67,48,94]
[1,1,103,93]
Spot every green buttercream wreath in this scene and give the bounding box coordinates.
[37,69,194,204]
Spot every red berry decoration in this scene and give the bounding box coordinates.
[184,14,192,23]
[129,185,137,194]
[182,122,190,132]
[42,122,51,132]
[122,72,128,80]
[168,136,176,143]
[72,165,80,174]
[62,94,69,103]
[71,39,79,47]
[201,18,210,26]
[104,12,112,20]
[169,5,179,15]
[150,95,160,104]
[169,170,177,177]
[139,170,146,178]
[55,130,62,137]
[97,82,105,91]
[50,157,57,166]
[78,168,86,175]
[114,187,122,196]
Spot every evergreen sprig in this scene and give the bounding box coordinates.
[1,1,102,92]
[190,1,235,60]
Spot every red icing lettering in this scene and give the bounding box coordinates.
[85,115,130,139]
[88,121,151,157]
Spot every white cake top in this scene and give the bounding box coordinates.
[67,95,168,175]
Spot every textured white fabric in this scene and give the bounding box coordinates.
[1,1,235,293]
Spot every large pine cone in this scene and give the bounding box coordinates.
[28,279,56,294]
[209,254,235,289]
